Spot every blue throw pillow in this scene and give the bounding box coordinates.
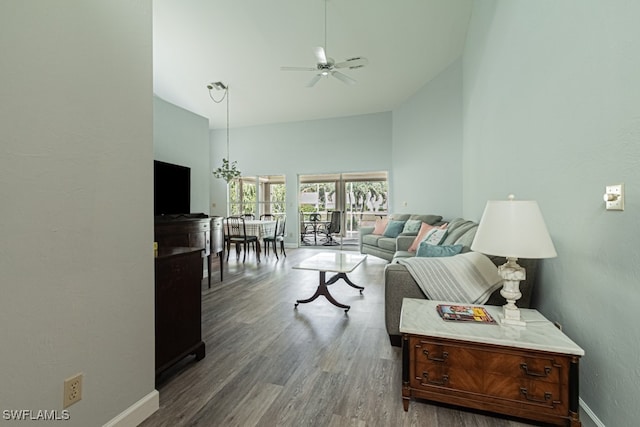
[383,220,406,238]
[416,243,463,257]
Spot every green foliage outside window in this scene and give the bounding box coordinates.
[229,176,285,217]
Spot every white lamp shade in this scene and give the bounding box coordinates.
[471,199,557,259]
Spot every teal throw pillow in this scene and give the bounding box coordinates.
[402,219,422,234]
[383,220,406,238]
[416,243,463,258]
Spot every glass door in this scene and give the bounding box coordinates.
[342,172,388,245]
[298,171,388,247]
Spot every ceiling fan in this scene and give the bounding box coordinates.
[281,0,368,87]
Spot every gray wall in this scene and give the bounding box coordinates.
[209,112,393,243]
[392,59,464,220]
[0,1,156,426]
[154,96,211,214]
[463,1,640,426]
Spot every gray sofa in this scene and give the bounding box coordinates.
[363,216,539,347]
[359,213,443,261]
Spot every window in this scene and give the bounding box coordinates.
[259,175,286,216]
[229,175,286,217]
[229,178,255,216]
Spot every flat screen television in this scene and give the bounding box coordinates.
[154,160,191,216]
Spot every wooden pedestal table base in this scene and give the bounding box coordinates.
[295,271,364,313]
[292,252,367,313]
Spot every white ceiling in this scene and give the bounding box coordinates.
[153,0,473,130]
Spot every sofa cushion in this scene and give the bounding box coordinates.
[409,214,443,225]
[389,213,411,221]
[452,227,479,250]
[383,220,406,238]
[416,243,463,257]
[377,237,399,252]
[362,233,384,246]
[442,218,478,246]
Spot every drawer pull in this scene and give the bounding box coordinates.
[422,349,448,363]
[520,387,552,403]
[421,372,449,386]
[520,363,552,377]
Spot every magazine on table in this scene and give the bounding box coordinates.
[436,304,496,324]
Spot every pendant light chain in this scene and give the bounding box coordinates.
[210,82,241,183]
[324,0,327,51]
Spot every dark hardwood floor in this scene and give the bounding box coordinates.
[141,247,538,427]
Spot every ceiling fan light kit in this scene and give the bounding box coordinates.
[281,0,368,87]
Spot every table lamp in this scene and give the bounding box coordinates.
[471,195,557,326]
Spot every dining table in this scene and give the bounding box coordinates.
[224,218,277,261]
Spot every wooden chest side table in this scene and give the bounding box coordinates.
[400,298,584,427]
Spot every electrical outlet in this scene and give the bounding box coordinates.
[63,373,83,408]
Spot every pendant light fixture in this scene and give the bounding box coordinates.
[208,81,241,183]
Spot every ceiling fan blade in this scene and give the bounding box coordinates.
[334,56,369,69]
[314,46,327,65]
[306,74,323,87]
[281,66,317,71]
[331,70,356,85]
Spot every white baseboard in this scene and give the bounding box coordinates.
[103,390,159,427]
[580,397,605,427]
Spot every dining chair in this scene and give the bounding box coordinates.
[299,211,308,244]
[307,212,323,244]
[242,213,255,220]
[260,214,275,220]
[225,216,259,262]
[263,215,286,259]
[321,210,341,246]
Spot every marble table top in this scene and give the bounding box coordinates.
[400,298,584,356]
[292,251,367,273]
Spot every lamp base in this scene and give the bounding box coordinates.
[501,307,527,327]
[498,257,527,327]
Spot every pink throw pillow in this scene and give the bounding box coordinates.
[373,218,388,235]
[408,222,448,252]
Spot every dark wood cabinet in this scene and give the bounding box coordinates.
[154,247,205,381]
[154,215,224,286]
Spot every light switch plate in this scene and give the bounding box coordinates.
[605,184,624,211]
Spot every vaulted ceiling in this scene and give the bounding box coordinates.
[153,0,473,129]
